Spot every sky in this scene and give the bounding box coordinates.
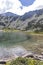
[0,0,43,15]
[19,0,35,6]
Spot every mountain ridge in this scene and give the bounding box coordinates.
[0,12,19,17]
[0,9,43,31]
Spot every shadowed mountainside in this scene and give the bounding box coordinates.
[0,9,43,31]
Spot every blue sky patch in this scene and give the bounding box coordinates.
[19,0,35,6]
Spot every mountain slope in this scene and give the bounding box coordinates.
[0,9,43,31]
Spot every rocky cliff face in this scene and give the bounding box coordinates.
[0,9,43,31]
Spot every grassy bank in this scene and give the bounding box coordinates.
[1,28,43,35]
[5,57,43,65]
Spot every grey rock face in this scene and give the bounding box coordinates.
[0,9,43,31]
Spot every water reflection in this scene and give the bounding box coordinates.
[0,32,31,47]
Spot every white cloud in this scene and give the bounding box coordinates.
[21,0,43,13]
[0,0,43,15]
[0,0,13,13]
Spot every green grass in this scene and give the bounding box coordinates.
[5,57,43,65]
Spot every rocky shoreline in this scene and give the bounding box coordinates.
[0,46,43,62]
